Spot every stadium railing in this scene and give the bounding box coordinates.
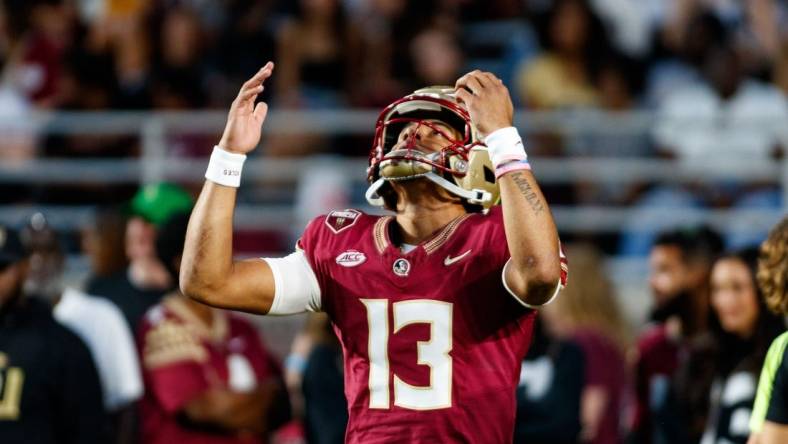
[1,109,784,235]
[3,109,784,323]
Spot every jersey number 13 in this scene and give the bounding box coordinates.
[361,299,452,411]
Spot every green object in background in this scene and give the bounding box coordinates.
[129,183,194,226]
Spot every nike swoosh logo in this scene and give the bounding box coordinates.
[444,250,472,266]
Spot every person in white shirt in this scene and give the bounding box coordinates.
[22,213,143,443]
[654,43,788,166]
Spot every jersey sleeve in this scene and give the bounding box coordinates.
[139,315,211,413]
[262,250,322,314]
[488,206,568,309]
[262,217,326,315]
[751,332,788,431]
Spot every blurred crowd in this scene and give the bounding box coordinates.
[0,0,787,255]
[1,181,787,444]
[1,1,788,441]
[1,0,786,113]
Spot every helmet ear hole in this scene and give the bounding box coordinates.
[483,165,495,184]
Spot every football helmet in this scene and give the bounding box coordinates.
[365,87,500,210]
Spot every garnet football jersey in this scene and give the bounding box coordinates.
[297,206,557,443]
[138,295,281,444]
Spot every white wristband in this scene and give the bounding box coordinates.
[484,127,527,169]
[205,146,247,188]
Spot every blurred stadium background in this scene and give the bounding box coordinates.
[2,0,785,333]
[2,0,788,442]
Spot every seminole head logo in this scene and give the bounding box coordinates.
[392,258,411,277]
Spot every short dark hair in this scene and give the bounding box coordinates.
[653,225,724,265]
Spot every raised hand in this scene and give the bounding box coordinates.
[218,62,275,154]
[454,70,514,139]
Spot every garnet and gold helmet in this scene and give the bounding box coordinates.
[365,87,500,210]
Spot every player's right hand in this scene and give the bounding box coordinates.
[218,61,275,154]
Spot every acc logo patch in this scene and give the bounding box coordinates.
[336,250,366,267]
[325,209,362,234]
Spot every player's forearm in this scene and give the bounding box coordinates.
[183,386,274,433]
[498,169,561,304]
[181,181,237,305]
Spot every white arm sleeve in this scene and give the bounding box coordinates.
[262,250,322,315]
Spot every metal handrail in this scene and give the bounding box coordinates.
[0,205,780,234]
[0,157,781,184]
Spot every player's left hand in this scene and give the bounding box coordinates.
[454,70,513,139]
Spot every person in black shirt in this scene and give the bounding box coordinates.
[87,183,193,333]
[301,314,348,444]
[0,225,108,444]
[514,317,585,444]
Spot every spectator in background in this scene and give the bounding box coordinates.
[514,317,585,444]
[673,248,784,444]
[151,5,207,109]
[653,40,788,167]
[0,225,108,444]
[658,0,787,81]
[88,183,193,332]
[211,0,276,106]
[280,312,347,444]
[138,213,289,444]
[275,0,361,107]
[300,313,347,444]
[0,0,36,171]
[568,52,651,206]
[748,217,788,444]
[632,226,724,444]
[349,0,438,107]
[105,1,154,110]
[646,10,727,107]
[541,244,631,444]
[774,43,788,95]
[7,0,75,107]
[21,212,143,444]
[266,0,362,157]
[408,24,463,87]
[82,207,129,283]
[516,0,610,109]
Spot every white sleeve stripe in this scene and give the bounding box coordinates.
[501,258,563,309]
[262,251,322,315]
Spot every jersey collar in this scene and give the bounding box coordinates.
[373,213,471,256]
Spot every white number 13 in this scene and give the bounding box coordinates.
[361,299,453,410]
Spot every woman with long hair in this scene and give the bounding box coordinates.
[541,244,631,444]
[675,247,785,444]
[746,217,788,444]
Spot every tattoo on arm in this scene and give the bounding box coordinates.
[510,172,544,214]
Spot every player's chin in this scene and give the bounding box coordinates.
[390,176,432,192]
[390,178,461,204]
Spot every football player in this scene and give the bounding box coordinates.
[181,61,568,443]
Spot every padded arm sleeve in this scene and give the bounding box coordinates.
[262,251,322,315]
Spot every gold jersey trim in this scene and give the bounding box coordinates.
[373,216,393,254]
[424,214,470,255]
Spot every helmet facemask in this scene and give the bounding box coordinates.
[366,87,499,210]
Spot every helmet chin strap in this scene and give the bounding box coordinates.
[365,173,492,207]
[365,178,387,207]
